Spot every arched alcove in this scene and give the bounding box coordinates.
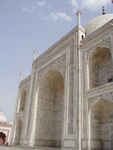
[0,132,6,145]
[19,91,26,112]
[90,99,113,150]
[34,70,64,148]
[14,119,22,145]
[89,47,113,89]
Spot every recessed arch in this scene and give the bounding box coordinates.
[34,70,64,148]
[19,90,26,112]
[14,119,22,145]
[89,47,113,89]
[89,99,113,150]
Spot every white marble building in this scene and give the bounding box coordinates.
[8,10,113,150]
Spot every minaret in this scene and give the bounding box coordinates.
[76,10,81,44]
[33,49,38,60]
[76,10,82,150]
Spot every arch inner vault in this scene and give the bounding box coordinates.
[35,70,64,148]
[90,99,113,150]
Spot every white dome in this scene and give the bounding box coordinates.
[84,14,113,35]
[0,111,7,123]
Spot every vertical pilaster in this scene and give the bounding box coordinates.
[76,10,82,150]
[29,82,39,146]
[22,50,38,145]
[23,68,35,145]
[63,47,70,136]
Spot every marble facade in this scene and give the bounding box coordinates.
[7,12,113,150]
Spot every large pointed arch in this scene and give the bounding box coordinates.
[89,47,113,89]
[89,99,113,150]
[34,70,64,148]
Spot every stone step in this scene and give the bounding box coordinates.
[1,146,61,150]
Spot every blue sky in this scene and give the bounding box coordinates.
[0,0,113,122]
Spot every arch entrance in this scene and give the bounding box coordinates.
[90,99,113,150]
[35,70,64,148]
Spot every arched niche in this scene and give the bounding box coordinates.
[89,47,113,89]
[90,99,113,150]
[19,90,26,112]
[14,119,22,145]
[34,70,64,148]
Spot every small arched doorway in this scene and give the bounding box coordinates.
[89,47,113,89]
[0,132,6,145]
[90,99,113,150]
[14,119,22,145]
[34,70,64,148]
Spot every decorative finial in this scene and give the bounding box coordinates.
[76,9,81,27]
[76,9,81,16]
[102,6,106,15]
[33,49,38,60]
